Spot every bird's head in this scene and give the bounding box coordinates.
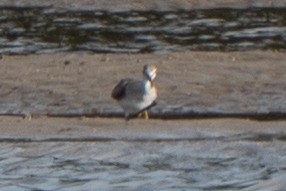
[143,65,157,81]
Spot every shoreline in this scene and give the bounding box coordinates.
[3,111,285,121]
[0,116,285,140]
[1,51,285,118]
[1,48,286,141]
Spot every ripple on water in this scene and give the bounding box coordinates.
[1,7,286,54]
[0,138,285,190]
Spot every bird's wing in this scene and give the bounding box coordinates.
[111,79,146,101]
[111,79,129,100]
[124,80,146,100]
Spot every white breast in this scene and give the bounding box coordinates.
[142,81,157,106]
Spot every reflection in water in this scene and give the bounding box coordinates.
[0,7,286,54]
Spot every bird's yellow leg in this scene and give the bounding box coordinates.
[143,111,149,120]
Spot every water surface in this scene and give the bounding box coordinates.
[1,6,286,54]
[1,132,286,191]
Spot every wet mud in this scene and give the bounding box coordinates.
[0,52,285,119]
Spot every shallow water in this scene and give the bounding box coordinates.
[1,6,286,54]
[1,133,286,191]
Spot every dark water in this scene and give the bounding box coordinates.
[1,6,286,54]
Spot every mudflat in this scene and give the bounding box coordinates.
[1,50,285,141]
[0,51,285,117]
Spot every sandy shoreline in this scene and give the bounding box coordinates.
[0,116,285,141]
[1,51,285,118]
[0,50,285,145]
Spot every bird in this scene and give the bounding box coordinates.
[111,65,158,120]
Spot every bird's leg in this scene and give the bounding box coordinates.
[143,111,149,120]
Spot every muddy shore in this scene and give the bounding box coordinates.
[0,51,285,118]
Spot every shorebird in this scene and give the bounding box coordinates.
[111,65,158,120]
